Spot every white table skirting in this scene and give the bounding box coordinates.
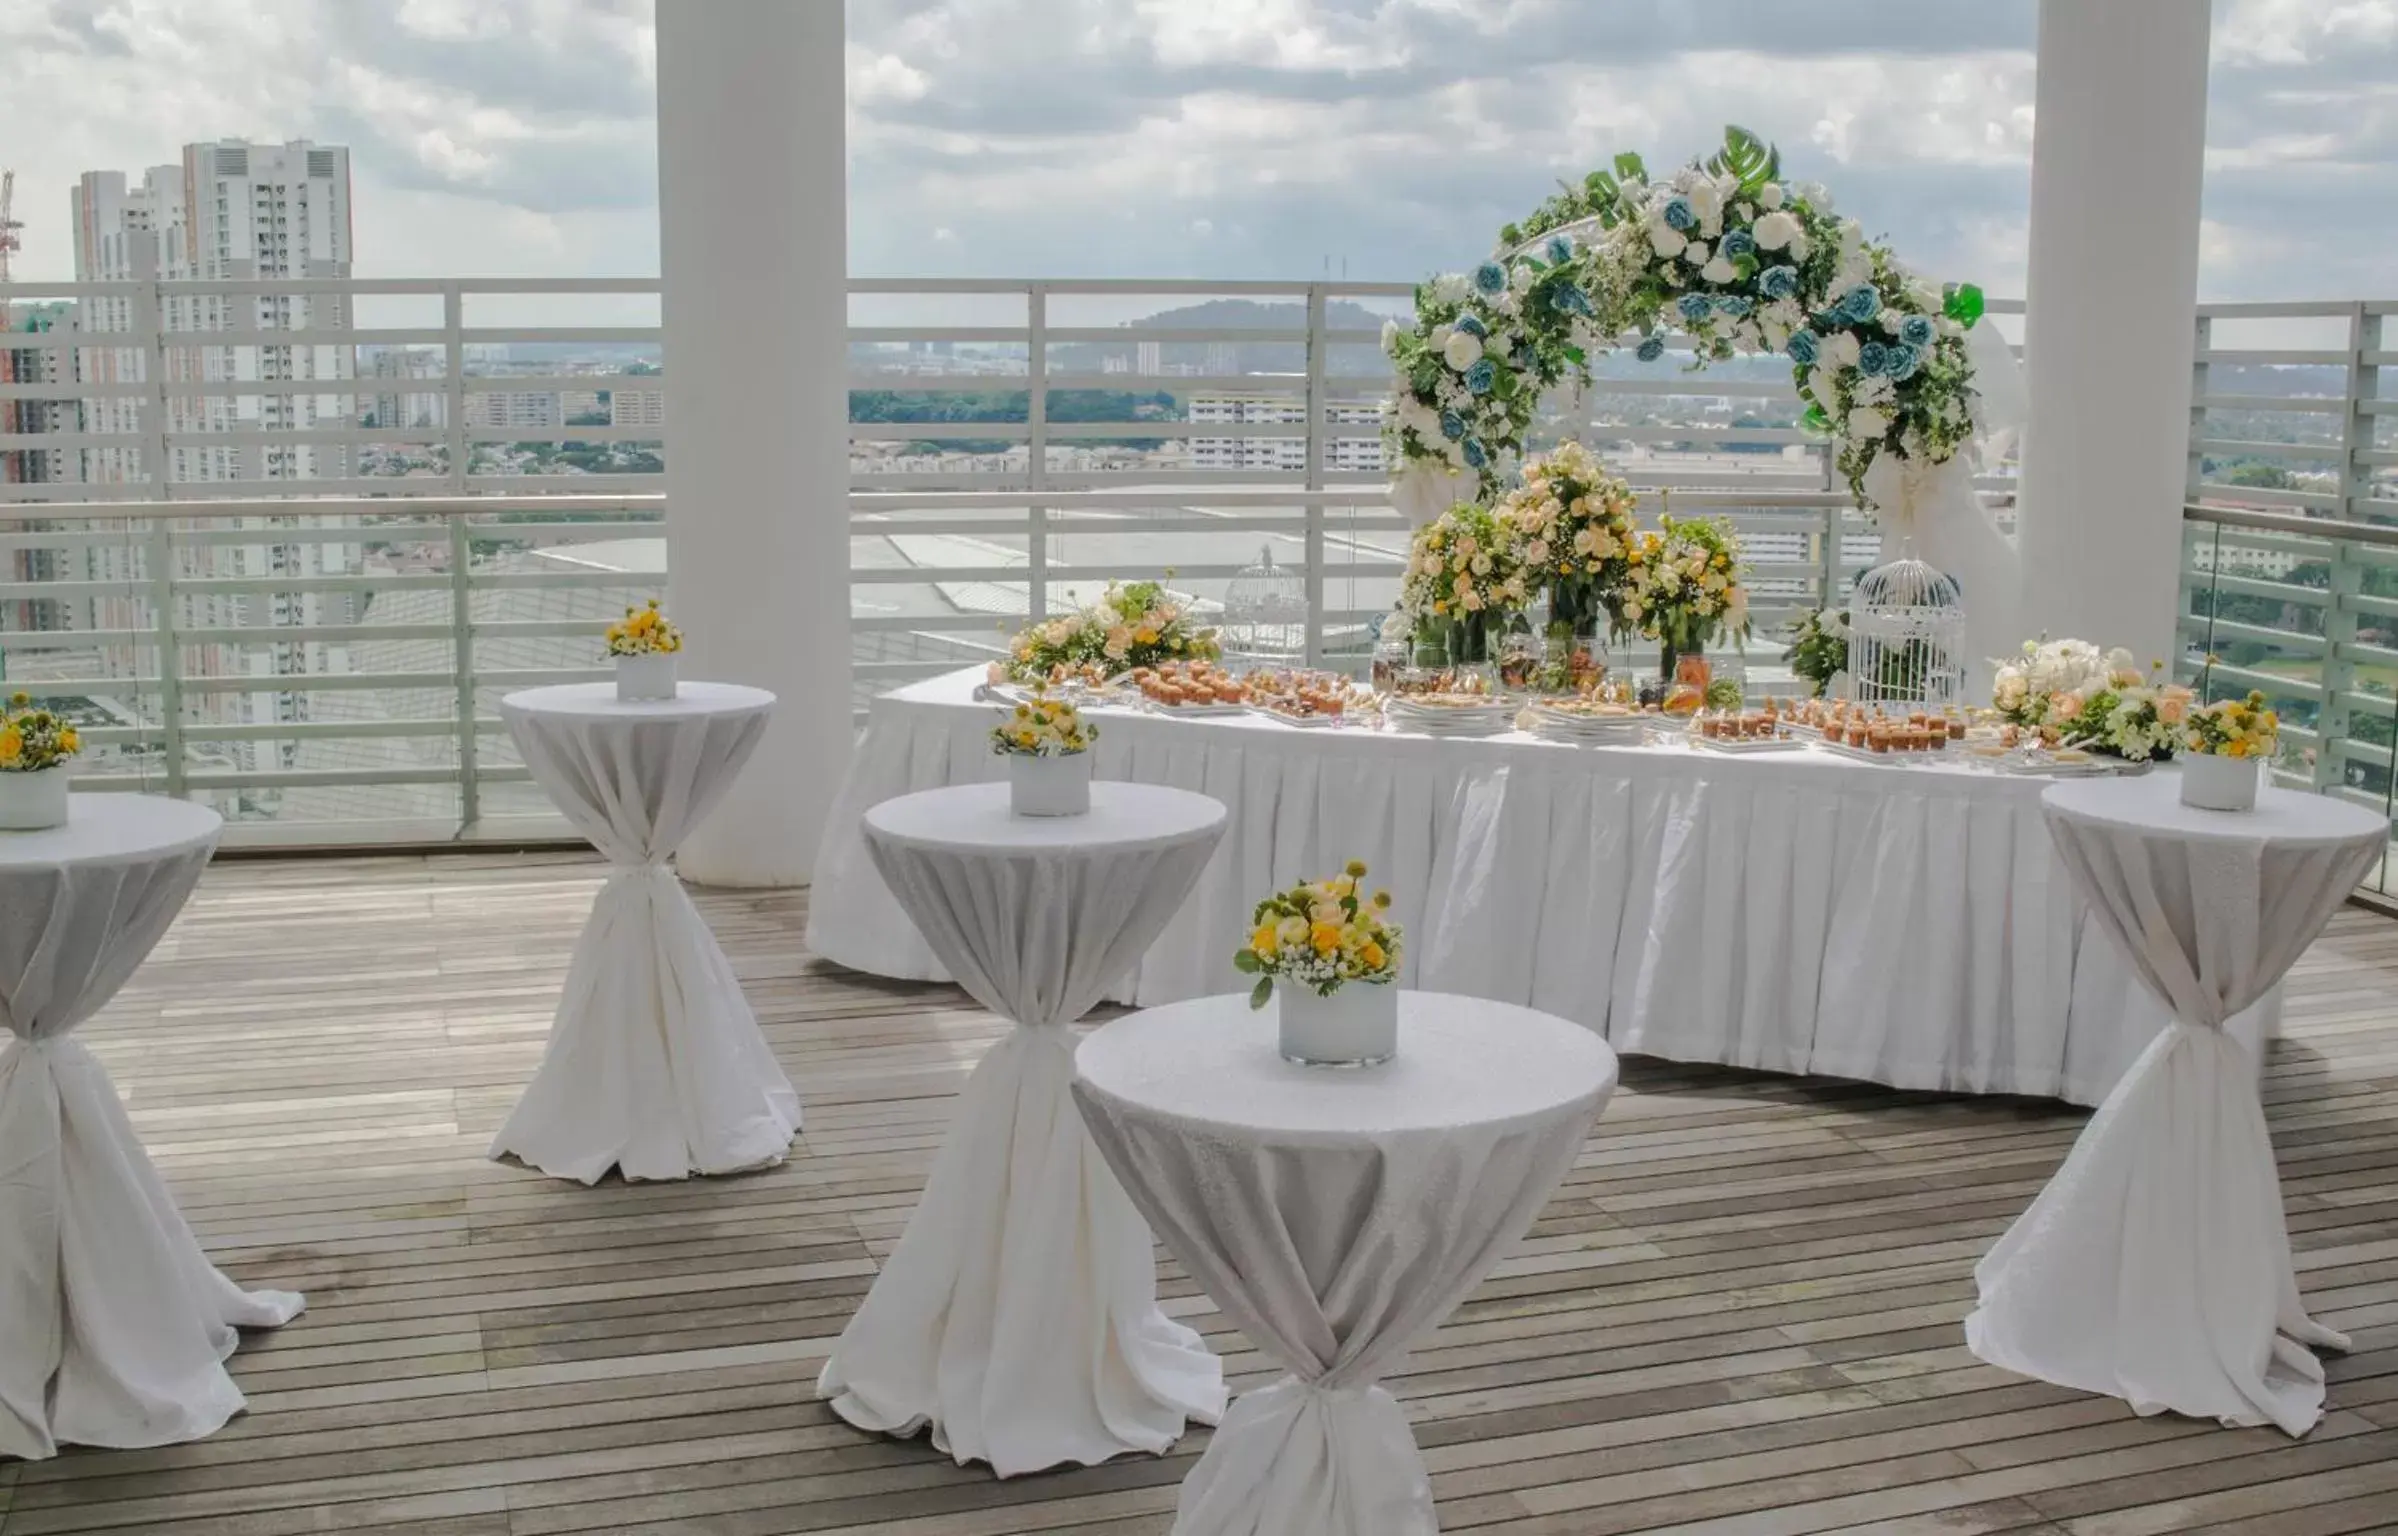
[1073,992,1618,1536]
[496,682,801,1183]
[819,781,1231,1475]
[0,795,303,1461]
[1967,777,2387,1436]
[809,670,2268,1105]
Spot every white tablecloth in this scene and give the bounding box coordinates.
[0,795,303,1461]
[1073,992,1618,1536]
[819,780,1231,1475]
[495,682,801,1183]
[808,669,2267,1105]
[1967,775,2386,1435]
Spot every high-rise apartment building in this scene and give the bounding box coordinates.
[1188,389,1383,474]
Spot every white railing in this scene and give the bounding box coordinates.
[3,275,2388,848]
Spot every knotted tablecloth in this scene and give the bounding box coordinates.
[818,779,1229,1475]
[1073,992,1617,1535]
[0,795,303,1461]
[495,682,800,1183]
[1967,773,2387,1435]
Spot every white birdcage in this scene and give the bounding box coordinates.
[1846,544,1967,709]
[1221,546,1308,662]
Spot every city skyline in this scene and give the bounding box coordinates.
[0,0,2389,309]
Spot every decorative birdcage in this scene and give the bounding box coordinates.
[1846,543,1966,709]
[1221,546,1308,662]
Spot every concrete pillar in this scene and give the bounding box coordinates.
[2014,0,2212,664]
[655,0,851,885]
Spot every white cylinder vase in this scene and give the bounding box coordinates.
[2180,752,2260,813]
[1277,982,1399,1067]
[1008,750,1092,817]
[0,765,71,831]
[615,653,679,702]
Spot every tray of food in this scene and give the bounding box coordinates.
[1129,660,1252,714]
[1244,668,1376,727]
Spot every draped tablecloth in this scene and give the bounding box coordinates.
[1967,775,2386,1436]
[808,669,2270,1105]
[1073,992,1617,1536]
[496,682,800,1184]
[819,780,1230,1475]
[0,795,303,1461]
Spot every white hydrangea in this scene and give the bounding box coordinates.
[1758,182,1785,211]
[1381,318,1403,356]
[1702,256,1736,284]
[1684,240,1710,266]
[1649,224,1688,259]
[1846,406,1891,440]
[1822,331,1863,368]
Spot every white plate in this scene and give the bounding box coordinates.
[1690,733,1811,754]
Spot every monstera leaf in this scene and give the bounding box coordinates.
[1944,282,1986,327]
[1705,125,1781,192]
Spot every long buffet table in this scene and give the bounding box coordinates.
[807,668,2274,1105]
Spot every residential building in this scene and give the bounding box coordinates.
[466,389,564,432]
[1188,387,1383,474]
[612,388,666,429]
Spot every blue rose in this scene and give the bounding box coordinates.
[1786,329,1820,365]
[1455,313,1487,338]
[1899,314,1935,348]
[1439,409,1466,440]
[1839,283,1881,323]
[1463,436,1488,469]
[1886,342,1923,382]
[1465,358,1497,395]
[1636,335,1666,362]
[1555,284,1594,318]
[1721,229,1756,258]
[1663,197,1696,232]
[1546,234,1574,265]
[1857,339,1890,376]
[1714,295,1754,318]
[1473,261,1508,295]
[1758,265,1799,300]
[1677,292,1713,323]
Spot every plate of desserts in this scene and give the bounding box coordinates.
[1244,668,1377,728]
[1523,697,1647,746]
[1129,660,1254,716]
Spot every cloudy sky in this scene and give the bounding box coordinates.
[0,0,2391,306]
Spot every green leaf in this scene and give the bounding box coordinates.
[1562,345,1587,366]
[1233,949,1261,974]
[1248,976,1274,1011]
[1801,401,1831,433]
[1585,170,1617,200]
[1498,222,1522,247]
[1943,282,1985,326]
[1614,151,1647,183]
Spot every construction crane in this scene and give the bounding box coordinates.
[0,170,20,282]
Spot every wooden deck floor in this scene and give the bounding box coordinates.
[8,851,2398,1536]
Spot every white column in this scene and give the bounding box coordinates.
[655,0,851,886]
[2014,0,2211,664]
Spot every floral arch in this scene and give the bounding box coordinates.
[1381,126,2008,526]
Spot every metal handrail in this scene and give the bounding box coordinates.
[2182,502,2398,549]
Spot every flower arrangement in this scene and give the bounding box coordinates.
[1401,502,1531,664]
[989,691,1096,758]
[1233,859,1402,1009]
[605,599,681,657]
[1619,514,1750,669]
[1493,440,1639,642]
[2184,690,2278,760]
[1382,125,1990,515]
[2049,673,2193,763]
[0,693,80,772]
[1990,637,2116,730]
[1783,607,1848,698]
[1003,580,1218,684]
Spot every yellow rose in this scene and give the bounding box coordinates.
[1252,923,1279,957]
[0,730,18,764]
[1310,922,1341,955]
[1359,941,1386,970]
[58,729,79,754]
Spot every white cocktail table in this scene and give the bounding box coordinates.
[1072,990,1618,1536]
[819,779,1229,1475]
[1968,774,2386,1434]
[0,794,303,1461]
[495,682,800,1183]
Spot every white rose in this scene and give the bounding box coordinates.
[1648,224,1687,259]
[1510,262,1535,292]
[1752,210,1800,251]
[1430,273,1469,304]
[1381,318,1402,355]
[1847,407,1891,441]
[1443,330,1483,371]
[1880,311,1904,334]
[1787,233,1812,263]
[1823,331,1862,369]
[1758,183,1785,211]
[1702,257,1736,284]
[1684,240,1710,266]
[1430,323,1453,349]
[1808,366,1838,406]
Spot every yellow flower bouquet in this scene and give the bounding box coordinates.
[605,598,682,657]
[1234,859,1402,1009]
[0,692,84,830]
[988,692,1098,758]
[2183,690,2278,759]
